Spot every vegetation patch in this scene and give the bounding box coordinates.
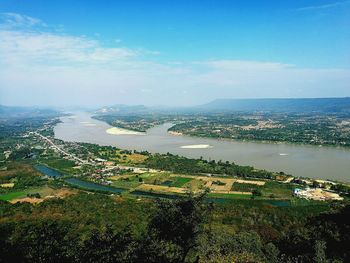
[124,153,148,164]
[160,180,173,186]
[0,183,14,188]
[212,180,226,186]
[169,177,193,187]
[136,184,188,194]
[261,181,294,198]
[38,158,77,174]
[0,190,26,201]
[207,192,253,200]
[0,186,47,201]
[111,176,143,189]
[231,182,262,192]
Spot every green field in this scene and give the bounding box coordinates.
[261,181,294,198]
[170,177,193,187]
[231,182,262,192]
[207,192,253,199]
[230,181,294,199]
[111,176,142,189]
[0,187,45,201]
[0,191,26,201]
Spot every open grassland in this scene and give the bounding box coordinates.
[0,162,41,178]
[231,182,263,192]
[110,172,175,189]
[207,179,235,192]
[136,184,188,194]
[170,174,266,194]
[124,153,148,164]
[0,190,27,201]
[207,192,253,199]
[111,175,143,189]
[142,172,172,184]
[0,185,77,203]
[0,186,45,201]
[231,181,294,199]
[235,179,266,185]
[261,181,294,198]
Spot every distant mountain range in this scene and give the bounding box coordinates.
[0,105,59,118]
[197,97,350,113]
[3,97,350,117]
[95,97,350,115]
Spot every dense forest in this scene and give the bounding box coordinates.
[0,193,349,262]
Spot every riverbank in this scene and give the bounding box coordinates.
[169,129,350,150]
[54,113,350,182]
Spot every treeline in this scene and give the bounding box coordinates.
[145,153,276,179]
[93,114,167,132]
[0,194,214,263]
[0,193,349,262]
[168,113,350,147]
[331,184,350,195]
[0,163,45,194]
[277,205,350,262]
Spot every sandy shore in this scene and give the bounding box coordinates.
[168,131,183,136]
[106,127,145,135]
[180,144,213,149]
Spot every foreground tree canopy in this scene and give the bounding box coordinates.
[0,193,349,263]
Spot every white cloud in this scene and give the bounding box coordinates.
[1,12,46,28]
[198,60,293,70]
[297,1,350,11]
[0,30,137,67]
[0,13,349,107]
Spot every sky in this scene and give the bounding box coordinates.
[0,0,349,107]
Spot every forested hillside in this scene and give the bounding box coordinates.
[1,193,349,262]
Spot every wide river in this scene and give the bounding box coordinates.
[54,112,350,182]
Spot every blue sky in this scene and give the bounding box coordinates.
[0,0,349,106]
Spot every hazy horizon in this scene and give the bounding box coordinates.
[1,96,350,110]
[1,0,349,107]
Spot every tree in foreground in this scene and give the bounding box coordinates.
[137,194,211,263]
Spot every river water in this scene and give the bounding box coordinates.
[54,112,350,182]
